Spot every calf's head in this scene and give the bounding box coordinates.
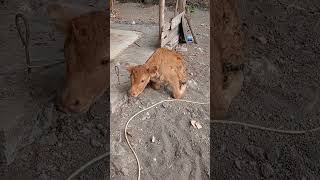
[48,4,109,113]
[125,64,157,97]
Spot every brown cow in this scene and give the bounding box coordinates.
[47,4,109,113]
[125,48,187,99]
[211,0,245,119]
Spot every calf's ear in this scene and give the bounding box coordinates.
[124,63,134,73]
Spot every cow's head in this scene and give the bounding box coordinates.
[125,64,157,97]
[47,4,109,113]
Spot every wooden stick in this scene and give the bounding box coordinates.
[185,14,198,44]
[174,0,179,16]
[159,0,165,42]
[177,0,185,13]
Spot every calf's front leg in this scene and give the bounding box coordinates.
[168,78,185,99]
[150,80,161,90]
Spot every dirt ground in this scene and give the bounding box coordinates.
[1,0,108,179]
[1,1,210,180]
[110,2,210,180]
[211,0,320,179]
[1,0,320,180]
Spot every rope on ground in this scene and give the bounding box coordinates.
[66,152,109,180]
[124,99,320,180]
[210,120,320,134]
[66,99,320,180]
[125,99,209,180]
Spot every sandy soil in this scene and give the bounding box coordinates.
[211,0,320,179]
[1,0,319,179]
[111,2,210,180]
[1,0,108,179]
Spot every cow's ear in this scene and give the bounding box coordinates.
[147,66,158,76]
[124,63,134,73]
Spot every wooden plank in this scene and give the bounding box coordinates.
[161,29,169,39]
[168,34,179,47]
[162,12,184,40]
[163,22,171,31]
[170,11,184,30]
[161,26,180,47]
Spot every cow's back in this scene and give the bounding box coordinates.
[147,48,186,83]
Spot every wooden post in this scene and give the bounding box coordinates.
[177,0,186,13]
[159,0,165,41]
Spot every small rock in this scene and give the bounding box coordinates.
[142,112,151,120]
[260,163,274,178]
[249,161,257,166]
[162,103,170,108]
[96,124,104,130]
[245,145,265,161]
[153,157,157,161]
[234,160,241,170]
[253,9,260,15]
[80,128,91,135]
[219,144,226,152]
[90,138,102,148]
[187,79,198,89]
[266,146,280,162]
[38,172,49,180]
[197,47,204,53]
[121,167,129,176]
[40,133,58,146]
[151,136,156,143]
[86,122,94,129]
[258,36,267,44]
[132,21,136,25]
[191,120,202,129]
[176,46,187,52]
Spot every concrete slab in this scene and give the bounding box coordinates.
[110,29,142,60]
[110,23,159,113]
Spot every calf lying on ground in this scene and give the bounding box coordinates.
[47,4,109,113]
[125,48,187,99]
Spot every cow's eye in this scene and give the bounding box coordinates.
[141,80,144,83]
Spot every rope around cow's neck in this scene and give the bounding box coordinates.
[66,99,320,180]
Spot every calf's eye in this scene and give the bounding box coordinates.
[141,80,144,83]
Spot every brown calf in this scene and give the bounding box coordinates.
[47,4,109,113]
[211,0,245,119]
[125,48,187,99]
